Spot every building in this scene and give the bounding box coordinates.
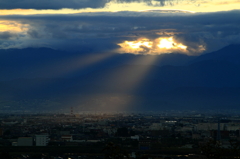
[35,134,49,146]
[61,135,73,142]
[17,137,33,146]
[0,128,3,136]
[131,135,140,140]
[149,123,163,130]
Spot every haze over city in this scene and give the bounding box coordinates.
[1,1,240,159]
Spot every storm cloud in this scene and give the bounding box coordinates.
[0,0,202,9]
[0,31,17,40]
[0,10,240,54]
[0,0,109,9]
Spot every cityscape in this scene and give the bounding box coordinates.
[1,0,240,159]
[1,111,240,158]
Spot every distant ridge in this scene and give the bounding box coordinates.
[191,44,240,64]
[1,44,240,111]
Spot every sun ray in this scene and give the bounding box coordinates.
[63,52,159,111]
[73,93,136,112]
[96,54,158,110]
[21,51,115,94]
[35,52,114,78]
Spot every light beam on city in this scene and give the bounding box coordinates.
[74,93,136,111]
[89,55,157,110]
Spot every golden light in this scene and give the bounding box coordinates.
[158,38,174,49]
[119,39,152,49]
[76,93,136,111]
[0,20,29,32]
[117,36,189,55]
[157,37,187,50]
[118,38,153,54]
[126,39,152,49]
[0,0,239,16]
[100,55,158,110]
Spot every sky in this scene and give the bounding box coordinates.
[0,0,240,55]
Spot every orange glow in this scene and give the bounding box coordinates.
[0,9,82,15]
[118,38,153,54]
[0,20,29,32]
[157,37,187,50]
[117,37,191,55]
[125,38,152,49]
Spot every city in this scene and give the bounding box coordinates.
[1,0,240,159]
[1,111,240,159]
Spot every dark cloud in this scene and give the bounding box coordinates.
[27,30,42,38]
[1,10,240,53]
[0,0,109,9]
[0,31,17,40]
[0,0,197,9]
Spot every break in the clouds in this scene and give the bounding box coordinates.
[0,0,239,55]
[0,0,239,13]
[1,10,239,55]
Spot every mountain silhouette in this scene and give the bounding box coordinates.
[0,44,240,112]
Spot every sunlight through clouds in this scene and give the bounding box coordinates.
[157,37,187,50]
[0,20,29,32]
[0,0,239,15]
[100,55,158,110]
[37,52,114,78]
[0,20,29,41]
[117,36,204,55]
[118,38,153,54]
[77,93,136,111]
[0,0,239,113]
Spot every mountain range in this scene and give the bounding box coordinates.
[0,44,240,112]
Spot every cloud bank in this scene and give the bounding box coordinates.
[0,0,193,9]
[0,0,238,11]
[0,0,110,9]
[0,10,239,55]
